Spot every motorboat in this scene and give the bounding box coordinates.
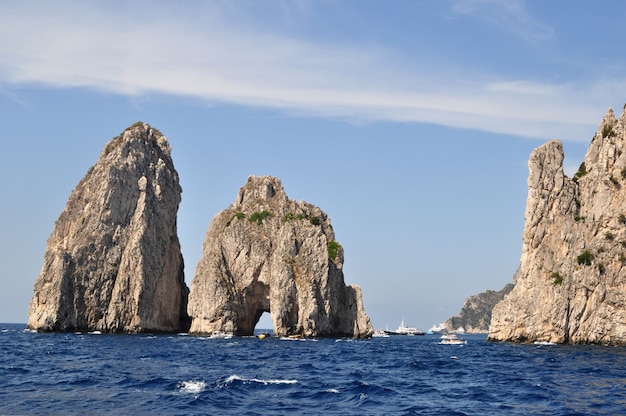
[372,329,390,338]
[210,330,233,339]
[438,333,466,345]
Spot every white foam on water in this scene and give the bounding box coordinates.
[325,388,340,394]
[533,341,555,346]
[250,377,297,385]
[178,380,207,394]
[278,337,318,342]
[225,375,297,385]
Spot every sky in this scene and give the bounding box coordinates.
[1,0,625,331]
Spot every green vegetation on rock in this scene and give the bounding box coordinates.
[225,212,245,227]
[328,240,341,261]
[551,272,564,286]
[577,250,594,266]
[249,210,272,225]
[574,162,588,179]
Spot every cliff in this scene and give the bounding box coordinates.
[445,283,514,333]
[27,122,190,333]
[187,175,373,338]
[489,107,626,344]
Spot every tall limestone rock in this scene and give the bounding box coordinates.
[489,107,626,344]
[188,176,373,338]
[27,122,190,333]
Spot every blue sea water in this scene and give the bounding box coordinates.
[1,323,626,415]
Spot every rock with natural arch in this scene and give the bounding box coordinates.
[187,176,373,338]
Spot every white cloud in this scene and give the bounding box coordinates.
[0,2,616,142]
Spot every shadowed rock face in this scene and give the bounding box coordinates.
[27,122,190,333]
[489,107,626,345]
[187,176,373,338]
[445,283,514,334]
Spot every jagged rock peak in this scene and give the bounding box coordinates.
[488,105,626,344]
[188,175,373,338]
[27,122,190,333]
[234,175,289,208]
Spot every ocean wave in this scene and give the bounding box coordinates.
[177,380,207,394]
[278,337,318,342]
[224,374,297,385]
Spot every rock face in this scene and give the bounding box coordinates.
[27,122,190,333]
[489,107,626,344]
[445,283,514,333]
[187,176,373,338]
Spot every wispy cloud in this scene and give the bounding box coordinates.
[450,0,555,42]
[0,2,616,141]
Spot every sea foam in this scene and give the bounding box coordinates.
[178,380,207,394]
[225,375,297,385]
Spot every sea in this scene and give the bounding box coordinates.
[1,323,625,415]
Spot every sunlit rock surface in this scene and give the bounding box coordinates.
[27,123,190,333]
[489,108,626,345]
[188,176,373,338]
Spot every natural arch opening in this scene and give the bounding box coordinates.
[236,281,271,336]
[254,311,273,335]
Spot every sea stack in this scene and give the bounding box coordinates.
[187,175,373,338]
[27,122,190,333]
[489,107,626,345]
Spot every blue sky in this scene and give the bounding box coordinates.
[1,1,624,330]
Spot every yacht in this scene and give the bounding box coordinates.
[385,320,425,336]
[428,323,447,334]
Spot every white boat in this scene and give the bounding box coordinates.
[428,323,447,334]
[372,329,389,338]
[385,321,425,336]
[438,333,466,345]
[210,330,233,339]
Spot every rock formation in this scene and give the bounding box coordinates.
[489,107,626,344]
[27,122,190,333]
[187,176,373,338]
[445,283,514,333]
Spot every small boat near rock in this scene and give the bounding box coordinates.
[372,329,390,338]
[210,330,233,339]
